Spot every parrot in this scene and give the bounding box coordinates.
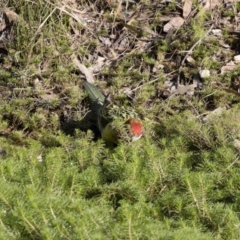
[83,81,143,145]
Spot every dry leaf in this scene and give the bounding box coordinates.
[0,9,18,32]
[186,56,196,64]
[172,83,197,95]
[202,0,220,10]
[169,16,185,27]
[163,17,185,32]
[234,139,240,152]
[220,87,240,96]
[164,81,197,96]
[219,40,230,48]
[99,37,112,47]
[108,48,118,59]
[5,10,19,22]
[202,107,226,122]
[183,0,192,19]
[89,56,105,73]
[221,61,236,74]
[71,54,95,83]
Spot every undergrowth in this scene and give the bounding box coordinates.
[0,0,240,239]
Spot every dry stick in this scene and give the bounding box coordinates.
[186,179,201,215]
[177,25,214,82]
[46,0,96,35]
[54,4,96,83]
[56,6,95,36]
[227,156,239,169]
[29,7,57,45]
[26,7,57,63]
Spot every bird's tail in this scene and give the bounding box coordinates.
[83,81,108,132]
[83,81,105,104]
[83,81,106,113]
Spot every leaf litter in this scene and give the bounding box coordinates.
[0,0,240,237]
[1,0,240,140]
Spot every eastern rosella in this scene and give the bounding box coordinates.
[83,81,143,145]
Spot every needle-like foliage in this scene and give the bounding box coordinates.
[0,0,240,239]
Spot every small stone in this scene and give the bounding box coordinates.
[199,69,210,78]
[211,29,222,36]
[234,55,240,63]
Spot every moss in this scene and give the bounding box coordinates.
[0,0,240,239]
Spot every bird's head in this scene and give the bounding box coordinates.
[124,118,143,142]
[101,118,143,145]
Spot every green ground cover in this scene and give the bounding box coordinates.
[0,0,240,239]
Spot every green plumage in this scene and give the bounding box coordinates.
[83,81,105,111]
[84,81,141,144]
[83,81,109,133]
